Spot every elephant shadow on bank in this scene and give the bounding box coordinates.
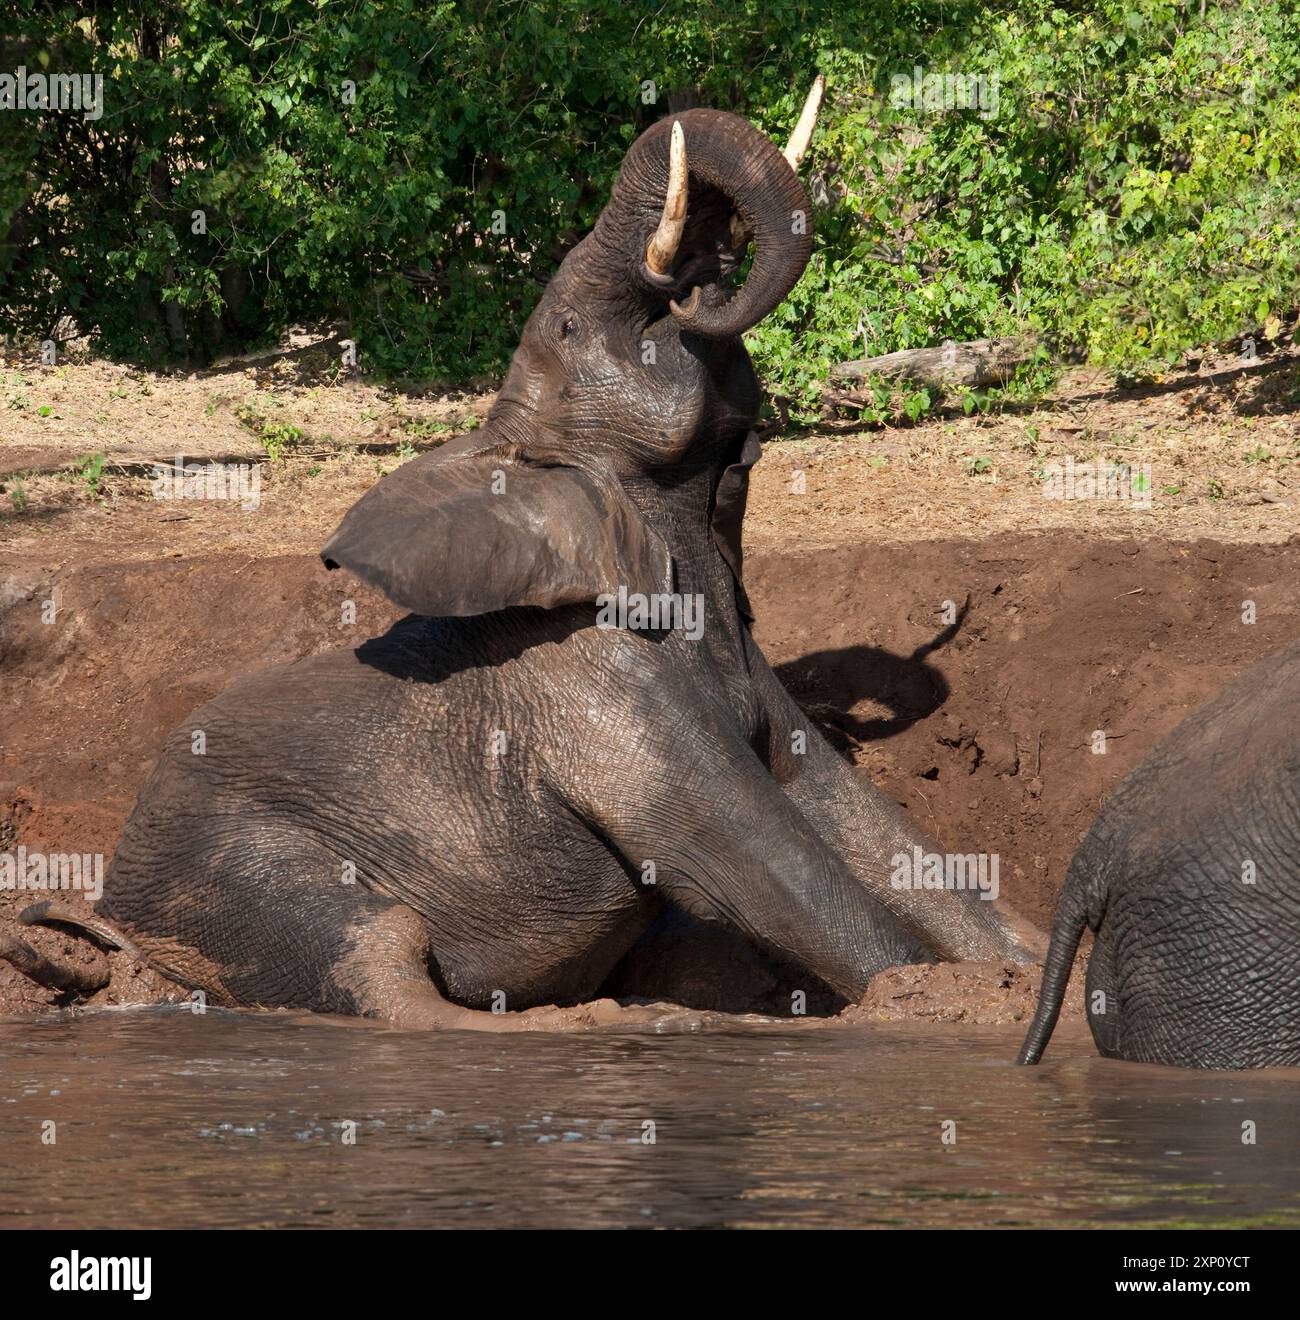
[771,602,969,751]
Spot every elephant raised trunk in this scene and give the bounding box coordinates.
[603,102,816,339]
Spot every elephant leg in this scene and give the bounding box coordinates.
[749,652,1046,963]
[568,719,931,1002]
[333,910,731,1033]
[102,851,463,1026]
[208,896,733,1034]
[102,837,726,1032]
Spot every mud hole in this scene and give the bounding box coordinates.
[3,524,1295,1024]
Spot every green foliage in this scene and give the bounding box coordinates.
[237,399,303,459]
[72,450,105,496]
[2,1,1297,407]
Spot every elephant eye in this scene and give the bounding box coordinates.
[559,316,577,339]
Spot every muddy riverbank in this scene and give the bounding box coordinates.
[2,530,1297,1020]
[1,344,1297,1025]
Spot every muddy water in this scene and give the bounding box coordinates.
[1,1009,1296,1229]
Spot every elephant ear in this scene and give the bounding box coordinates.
[710,430,763,622]
[321,440,673,617]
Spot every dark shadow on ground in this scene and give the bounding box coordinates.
[773,598,969,747]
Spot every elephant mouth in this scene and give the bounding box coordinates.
[648,247,744,302]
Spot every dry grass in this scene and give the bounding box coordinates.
[2,327,1296,574]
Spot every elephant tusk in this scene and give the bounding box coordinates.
[728,76,825,254]
[646,120,688,275]
[782,74,825,169]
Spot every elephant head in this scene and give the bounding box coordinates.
[491,78,823,472]
[322,82,825,618]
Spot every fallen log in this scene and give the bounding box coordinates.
[828,336,1040,396]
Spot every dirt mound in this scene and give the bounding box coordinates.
[850,960,1043,1026]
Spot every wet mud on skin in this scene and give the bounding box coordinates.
[0,1009,1295,1229]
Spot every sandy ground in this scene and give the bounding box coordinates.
[1,326,1296,569]
[1,329,1296,1029]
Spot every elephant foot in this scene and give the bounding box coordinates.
[995,905,1050,963]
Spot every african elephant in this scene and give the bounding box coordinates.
[1019,636,1300,1068]
[5,86,1041,1028]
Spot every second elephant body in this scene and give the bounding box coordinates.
[1020,636,1300,1068]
